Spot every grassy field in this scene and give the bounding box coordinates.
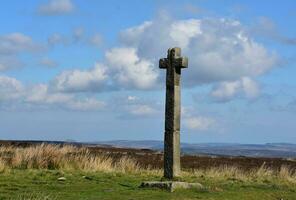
[0,169,296,200]
[0,144,295,199]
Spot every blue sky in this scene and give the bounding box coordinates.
[0,0,295,143]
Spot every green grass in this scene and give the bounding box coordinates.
[0,169,295,200]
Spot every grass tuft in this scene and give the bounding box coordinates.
[0,144,295,184]
[13,193,56,200]
[0,144,142,174]
[0,157,6,172]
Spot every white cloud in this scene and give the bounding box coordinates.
[127,95,137,101]
[0,55,22,71]
[210,80,241,101]
[114,95,160,118]
[47,47,158,92]
[0,33,40,55]
[210,77,260,102]
[119,17,278,85]
[63,98,105,111]
[0,33,43,71]
[170,19,202,48]
[48,47,159,93]
[26,84,71,104]
[181,106,215,130]
[25,84,105,111]
[0,16,278,112]
[241,77,260,98]
[119,21,153,47]
[183,116,215,130]
[41,16,277,94]
[0,75,105,112]
[0,75,24,100]
[51,63,108,93]
[38,0,74,16]
[105,47,158,90]
[128,104,158,116]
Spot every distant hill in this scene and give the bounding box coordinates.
[1,139,295,158]
[94,140,296,158]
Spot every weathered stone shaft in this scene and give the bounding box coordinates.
[160,47,188,179]
[164,64,181,179]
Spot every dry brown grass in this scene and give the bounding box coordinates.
[0,144,141,173]
[13,193,56,200]
[0,157,6,172]
[0,144,295,184]
[184,164,296,184]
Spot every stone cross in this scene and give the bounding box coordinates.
[159,47,188,179]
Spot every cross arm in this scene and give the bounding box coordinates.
[175,57,188,68]
[159,58,169,69]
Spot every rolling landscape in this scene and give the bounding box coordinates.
[0,140,296,199]
[95,140,296,158]
[1,140,296,170]
[1,0,296,199]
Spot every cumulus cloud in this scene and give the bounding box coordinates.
[0,16,279,110]
[105,47,158,90]
[50,63,109,93]
[120,17,278,86]
[183,117,215,130]
[26,84,71,104]
[65,98,105,111]
[113,95,160,118]
[46,47,158,92]
[0,75,24,101]
[38,0,74,16]
[39,16,277,95]
[210,77,260,102]
[0,33,43,71]
[26,84,105,111]
[0,55,23,71]
[181,106,215,130]
[127,104,158,117]
[48,47,159,93]
[0,33,39,54]
[0,75,105,112]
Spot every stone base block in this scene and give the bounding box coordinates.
[140,181,204,192]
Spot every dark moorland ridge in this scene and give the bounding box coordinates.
[1,140,296,158]
[0,140,296,172]
[95,140,296,158]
